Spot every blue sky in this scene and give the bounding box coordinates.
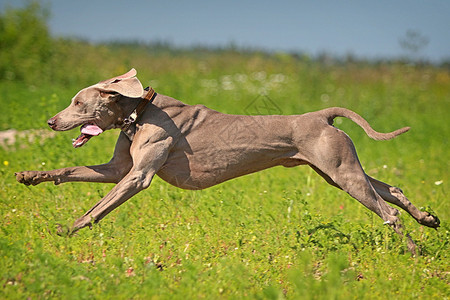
[3,0,450,61]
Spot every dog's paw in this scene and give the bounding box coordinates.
[70,216,93,235]
[15,171,45,186]
[418,212,440,229]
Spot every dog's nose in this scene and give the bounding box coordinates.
[47,117,56,128]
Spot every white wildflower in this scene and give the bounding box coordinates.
[221,75,235,90]
[269,73,286,83]
[252,71,266,81]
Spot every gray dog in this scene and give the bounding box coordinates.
[16,69,439,253]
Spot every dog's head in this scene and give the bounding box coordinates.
[47,69,144,148]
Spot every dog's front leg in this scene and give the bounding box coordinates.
[70,134,172,233]
[15,132,132,185]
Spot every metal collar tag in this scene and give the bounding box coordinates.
[121,87,155,131]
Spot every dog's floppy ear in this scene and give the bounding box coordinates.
[98,68,137,84]
[97,68,144,98]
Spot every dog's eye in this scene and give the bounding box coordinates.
[74,100,82,106]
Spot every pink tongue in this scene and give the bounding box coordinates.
[81,124,103,136]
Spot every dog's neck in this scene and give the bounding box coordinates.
[115,88,156,141]
[116,97,140,127]
[117,88,156,127]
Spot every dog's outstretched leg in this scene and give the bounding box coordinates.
[368,176,440,229]
[70,133,172,234]
[15,133,132,186]
[70,170,156,234]
[308,127,418,254]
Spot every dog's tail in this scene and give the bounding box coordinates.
[322,107,410,140]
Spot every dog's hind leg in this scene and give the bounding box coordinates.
[309,164,342,190]
[368,176,440,228]
[308,127,417,254]
[309,165,440,229]
[321,166,417,254]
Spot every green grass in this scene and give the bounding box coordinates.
[0,54,449,299]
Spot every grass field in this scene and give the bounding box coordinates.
[1,25,449,298]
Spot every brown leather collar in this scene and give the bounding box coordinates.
[121,87,156,132]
